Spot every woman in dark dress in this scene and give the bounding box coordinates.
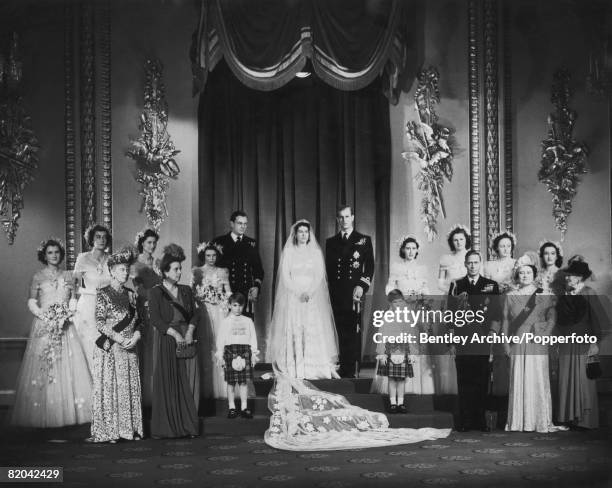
[148,244,200,438]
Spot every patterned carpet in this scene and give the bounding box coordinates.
[1,424,611,488]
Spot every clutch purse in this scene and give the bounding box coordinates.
[176,340,198,359]
[586,355,602,380]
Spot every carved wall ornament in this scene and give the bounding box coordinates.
[0,32,39,244]
[402,67,456,242]
[538,69,588,240]
[127,59,180,231]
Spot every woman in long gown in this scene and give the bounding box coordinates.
[12,239,92,427]
[265,222,451,451]
[556,259,603,429]
[73,224,112,371]
[372,236,434,395]
[132,228,161,408]
[89,249,143,443]
[502,255,565,433]
[483,231,517,293]
[266,220,339,379]
[148,244,200,438]
[434,224,471,394]
[192,242,230,398]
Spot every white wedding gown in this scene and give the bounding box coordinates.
[264,221,451,451]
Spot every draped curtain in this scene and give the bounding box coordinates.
[198,61,390,358]
[190,0,412,104]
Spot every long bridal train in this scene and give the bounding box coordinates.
[264,373,451,451]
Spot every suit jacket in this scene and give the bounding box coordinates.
[148,283,198,335]
[212,233,264,295]
[325,230,374,311]
[447,275,501,355]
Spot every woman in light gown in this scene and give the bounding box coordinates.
[372,235,434,395]
[132,228,161,408]
[192,242,231,398]
[89,249,143,443]
[73,224,112,371]
[264,222,451,451]
[483,231,517,293]
[556,259,603,429]
[502,254,567,433]
[434,224,471,394]
[12,239,92,427]
[536,241,564,295]
[266,220,339,379]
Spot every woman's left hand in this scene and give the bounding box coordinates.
[184,331,194,345]
[587,343,599,357]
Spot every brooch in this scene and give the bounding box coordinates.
[357,238,367,245]
[353,251,360,259]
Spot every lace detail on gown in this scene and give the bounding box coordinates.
[265,374,451,450]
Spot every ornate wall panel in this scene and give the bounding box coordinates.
[502,0,513,234]
[468,0,482,253]
[64,2,77,269]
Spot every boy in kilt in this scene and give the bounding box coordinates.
[375,289,416,414]
[215,292,258,419]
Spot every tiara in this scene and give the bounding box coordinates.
[396,234,419,246]
[491,230,517,248]
[37,237,66,255]
[196,241,223,255]
[446,224,471,239]
[515,253,537,268]
[538,239,564,257]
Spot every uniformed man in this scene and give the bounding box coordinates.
[447,250,501,432]
[325,205,374,378]
[213,211,264,318]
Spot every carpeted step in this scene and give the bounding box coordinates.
[202,410,454,435]
[253,377,373,396]
[211,394,437,417]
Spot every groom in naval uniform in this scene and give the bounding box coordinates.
[325,205,374,378]
[448,250,501,432]
[213,210,264,318]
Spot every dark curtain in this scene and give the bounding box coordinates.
[198,61,390,358]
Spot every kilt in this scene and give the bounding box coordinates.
[377,355,414,379]
[223,344,253,385]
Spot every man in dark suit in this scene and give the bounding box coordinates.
[213,210,264,318]
[325,205,374,378]
[448,250,501,432]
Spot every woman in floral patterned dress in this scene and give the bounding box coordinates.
[192,242,230,398]
[12,239,92,427]
[89,249,143,443]
[74,224,112,371]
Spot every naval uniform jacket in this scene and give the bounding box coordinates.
[212,233,264,296]
[325,230,374,312]
[447,275,501,355]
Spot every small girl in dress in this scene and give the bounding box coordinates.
[375,289,416,414]
[215,292,258,419]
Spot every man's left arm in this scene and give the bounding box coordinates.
[488,282,502,334]
[358,236,375,294]
[251,240,264,290]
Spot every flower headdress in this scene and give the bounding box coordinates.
[446,224,471,239]
[515,252,537,268]
[107,247,136,268]
[196,241,223,255]
[37,237,66,255]
[134,229,146,247]
[538,239,564,257]
[491,230,517,249]
[83,223,111,248]
[396,234,419,246]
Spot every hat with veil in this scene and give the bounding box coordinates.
[265,219,339,378]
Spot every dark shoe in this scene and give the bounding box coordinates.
[227,408,238,419]
[241,409,253,419]
[397,404,408,414]
[388,404,398,414]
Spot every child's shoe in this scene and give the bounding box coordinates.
[388,404,398,414]
[240,408,253,419]
[227,408,238,419]
[397,404,408,414]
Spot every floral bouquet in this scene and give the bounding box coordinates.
[38,303,72,383]
[195,283,229,308]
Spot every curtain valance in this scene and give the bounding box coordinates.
[190,0,411,104]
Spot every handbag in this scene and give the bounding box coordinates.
[586,355,602,379]
[176,341,198,359]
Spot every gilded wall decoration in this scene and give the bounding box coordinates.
[127,59,181,230]
[0,33,39,244]
[402,67,456,242]
[538,69,588,239]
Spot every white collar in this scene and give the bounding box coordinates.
[341,229,354,239]
[468,274,481,284]
[231,232,244,242]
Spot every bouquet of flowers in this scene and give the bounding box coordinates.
[195,283,229,308]
[38,302,72,383]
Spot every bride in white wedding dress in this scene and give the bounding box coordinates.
[265,220,451,451]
